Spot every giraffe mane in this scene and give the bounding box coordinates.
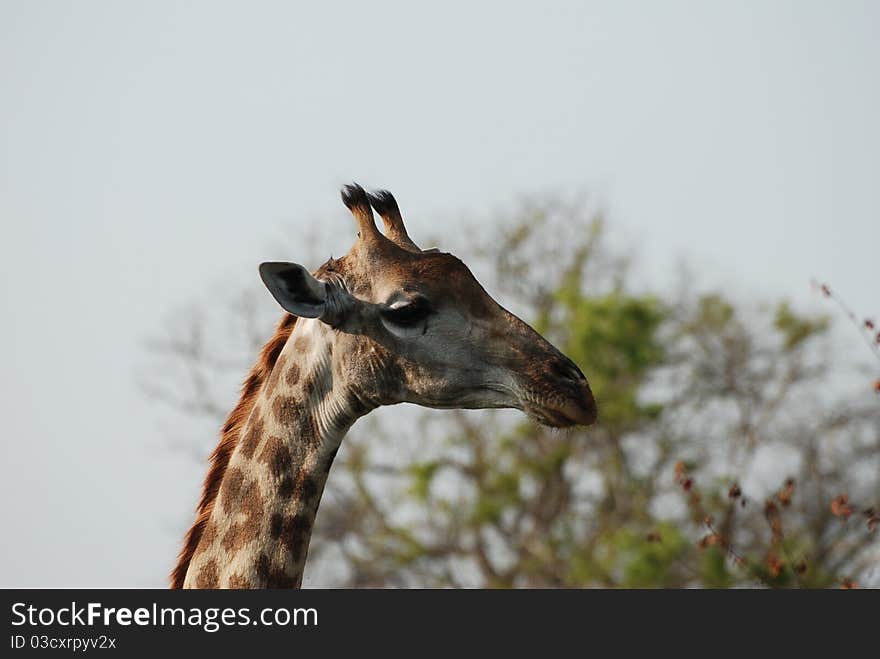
[170,312,298,588]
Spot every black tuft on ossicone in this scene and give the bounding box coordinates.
[367,189,400,217]
[340,183,370,211]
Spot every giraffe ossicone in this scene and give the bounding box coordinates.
[174,183,597,589]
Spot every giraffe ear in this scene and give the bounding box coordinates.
[259,262,327,318]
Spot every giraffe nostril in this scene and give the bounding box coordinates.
[540,367,597,427]
[558,357,586,383]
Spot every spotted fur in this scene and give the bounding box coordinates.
[170,314,297,589]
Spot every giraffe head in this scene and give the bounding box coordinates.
[259,184,596,428]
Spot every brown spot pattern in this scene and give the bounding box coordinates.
[278,476,295,498]
[195,559,219,589]
[227,573,252,589]
[302,375,322,402]
[220,467,245,513]
[293,335,310,353]
[267,512,312,570]
[268,512,285,538]
[239,479,265,518]
[220,479,265,553]
[257,435,292,478]
[298,476,320,502]
[221,522,253,553]
[266,354,287,389]
[285,362,301,386]
[255,553,271,584]
[256,552,296,589]
[270,397,316,455]
[238,413,264,460]
[272,395,302,427]
[200,521,218,549]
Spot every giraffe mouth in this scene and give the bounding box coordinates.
[526,406,578,428]
[522,381,598,428]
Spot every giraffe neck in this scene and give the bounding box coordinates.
[183,320,371,588]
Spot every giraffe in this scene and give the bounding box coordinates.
[173,184,597,588]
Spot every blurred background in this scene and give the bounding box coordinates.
[1,1,877,587]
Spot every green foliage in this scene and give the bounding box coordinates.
[407,461,440,501]
[471,471,521,525]
[557,289,667,432]
[689,294,736,332]
[774,301,829,351]
[700,547,733,588]
[613,523,689,588]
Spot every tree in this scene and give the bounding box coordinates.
[144,194,879,587]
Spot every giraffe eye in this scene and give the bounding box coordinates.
[382,296,431,327]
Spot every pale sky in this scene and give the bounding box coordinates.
[1,1,877,586]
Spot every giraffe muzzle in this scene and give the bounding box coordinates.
[553,378,597,427]
[546,359,597,427]
[518,356,597,428]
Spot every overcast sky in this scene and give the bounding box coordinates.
[1,1,877,586]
